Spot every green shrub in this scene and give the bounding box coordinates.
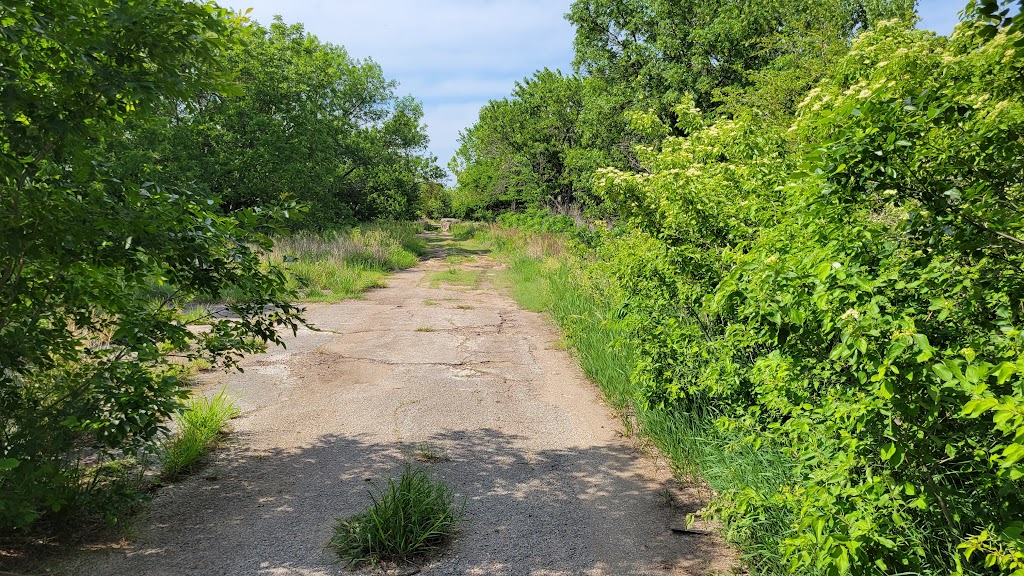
[587,18,1024,576]
[449,222,484,241]
[329,466,464,566]
[159,390,240,480]
[487,15,1024,574]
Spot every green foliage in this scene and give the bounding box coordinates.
[329,466,465,567]
[113,18,442,228]
[470,2,1024,573]
[160,390,240,480]
[587,16,1024,576]
[567,0,914,116]
[448,222,485,242]
[449,69,599,216]
[496,208,580,235]
[453,0,915,220]
[0,1,303,531]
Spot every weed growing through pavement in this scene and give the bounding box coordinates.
[329,466,465,567]
[412,443,450,463]
[159,390,240,480]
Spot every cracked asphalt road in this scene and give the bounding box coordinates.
[59,238,734,576]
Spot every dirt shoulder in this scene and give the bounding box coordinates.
[56,235,735,576]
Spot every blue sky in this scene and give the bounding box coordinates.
[224,0,966,178]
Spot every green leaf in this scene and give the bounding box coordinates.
[995,362,1018,385]
[0,458,20,471]
[1002,444,1024,467]
[933,363,954,382]
[881,442,897,461]
[962,398,999,418]
[878,379,895,399]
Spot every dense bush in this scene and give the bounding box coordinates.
[590,18,1023,575]
[0,1,303,531]
[109,18,442,229]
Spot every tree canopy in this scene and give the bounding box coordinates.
[449,0,918,218]
[112,18,439,229]
[0,1,440,530]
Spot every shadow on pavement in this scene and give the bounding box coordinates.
[57,427,728,575]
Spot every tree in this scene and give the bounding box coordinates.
[135,19,438,229]
[566,0,916,119]
[0,0,302,530]
[449,69,620,216]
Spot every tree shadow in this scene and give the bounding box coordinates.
[421,234,492,261]
[53,427,733,575]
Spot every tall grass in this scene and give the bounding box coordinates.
[159,390,240,480]
[271,222,426,302]
[485,226,793,573]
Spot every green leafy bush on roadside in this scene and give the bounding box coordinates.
[589,18,1024,575]
[0,1,304,533]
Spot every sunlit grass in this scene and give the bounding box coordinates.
[159,390,240,480]
[272,222,426,302]
[329,466,464,566]
[426,268,480,288]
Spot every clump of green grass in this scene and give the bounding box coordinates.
[449,222,483,241]
[329,466,464,567]
[160,390,240,480]
[176,303,213,325]
[497,256,557,313]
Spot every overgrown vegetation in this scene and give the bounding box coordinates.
[273,223,427,302]
[446,0,914,219]
[0,0,436,536]
[329,466,464,567]
[109,18,444,229]
[0,0,307,534]
[460,1,1024,573]
[159,390,240,481]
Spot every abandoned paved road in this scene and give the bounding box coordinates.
[61,236,734,576]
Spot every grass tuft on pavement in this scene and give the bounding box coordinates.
[159,390,240,480]
[329,466,465,567]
